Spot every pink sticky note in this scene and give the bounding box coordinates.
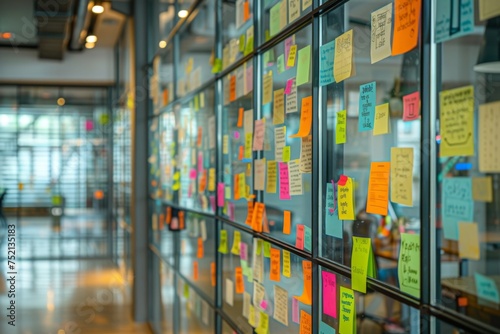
[403,91,420,121]
[246,65,253,94]
[322,271,337,318]
[198,152,204,173]
[284,78,294,95]
[209,195,216,211]
[260,300,268,310]
[189,168,197,179]
[233,131,240,139]
[292,297,299,323]
[279,162,291,200]
[338,175,348,186]
[217,182,225,207]
[284,36,294,70]
[228,202,235,220]
[240,242,247,260]
[252,119,265,151]
[85,120,94,131]
[296,224,304,250]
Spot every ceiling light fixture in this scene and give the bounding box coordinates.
[178,10,188,18]
[85,42,96,49]
[86,34,97,43]
[92,4,104,14]
[159,41,167,48]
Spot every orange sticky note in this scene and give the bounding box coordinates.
[251,202,265,232]
[197,126,203,147]
[237,108,244,127]
[230,75,237,102]
[245,200,255,226]
[270,248,281,282]
[166,207,172,224]
[179,211,185,229]
[366,162,391,216]
[299,310,312,334]
[235,267,245,294]
[296,224,304,249]
[159,213,165,230]
[238,145,244,160]
[295,260,312,305]
[392,0,421,55]
[193,261,199,281]
[234,174,240,200]
[211,262,216,287]
[197,237,204,258]
[290,96,312,138]
[243,1,250,21]
[283,210,291,234]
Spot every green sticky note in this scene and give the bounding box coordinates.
[256,239,263,255]
[244,36,254,56]
[239,34,246,52]
[296,45,311,87]
[282,146,291,162]
[263,241,271,258]
[339,286,355,333]
[231,231,241,255]
[336,110,346,144]
[183,283,190,298]
[211,58,222,73]
[475,273,500,304]
[194,95,199,111]
[265,30,271,42]
[270,2,281,37]
[247,267,253,282]
[351,236,372,293]
[367,246,377,278]
[218,229,228,254]
[304,226,312,251]
[398,233,420,298]
[277,54,285,73]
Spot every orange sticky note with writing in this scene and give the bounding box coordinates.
[237,108,244,127]
[238,145,244,160]
[193,261,199,281]
[251,202,265,232]
[197,126,203,147]
[283,210,291,234]
[159,213,165,230]
[245,200,255,226]
[270,248,281,282]
[290,96,312,138]
[392,0,421,56]
[230,75,237,102]
[235,267,245,294]
[366,162,390,216]
[295,260,312,305]
[198,170,207,193]
[197,237,204,258]
[299,310,312,334]
[179,211,185,229]
[211,262,216,286]
[166,207,172,224]
[243,1,250,21]
[234,174,240,200]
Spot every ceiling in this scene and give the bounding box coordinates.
[0,0,126,60]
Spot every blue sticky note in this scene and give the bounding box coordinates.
[319,40,335,86]
[325,183,343,238]
[442,177,473,240]
[304,225,312,251]
[435,0,474,43]
[320,321,336,334]
[475,273,500,304]
[359,82,376,131]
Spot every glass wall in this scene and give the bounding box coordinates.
[147,0,500,333]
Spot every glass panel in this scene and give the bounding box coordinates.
[260,26,313,249]
[221,0,254,69]
[261,0,312,42]
[320,1,422,296]
[177,275,216,333]
[220,60,254,225]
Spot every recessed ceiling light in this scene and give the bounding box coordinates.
[92,4,104,14]
[85,42,96,49]
[178,10,188,18]
[86,35,97,43]
[159,41,167,48]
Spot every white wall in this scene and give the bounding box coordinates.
[0,47,115,85]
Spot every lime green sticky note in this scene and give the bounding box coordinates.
[296,45,311,86]
[351,236,372,293]
[277,54,285,73]
[270,2,281,37]
[247,267,253,282]
[339,286,355,333]
[244,36,254,56]
[336,110,346,144]
[231,231,241,255]
[282,146,290,162]
[263,241,271,258]
[218,229,228,254]
[265,30,271,42]
[256,239,263,255]
[367,247,377,278]
[194,95,199,111]
[398,233,420,298]
[183,283,190,298]
[239,34,246,52]
[211,58,222,73]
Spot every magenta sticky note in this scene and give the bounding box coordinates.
[217,182,225,207]
[189,168,197,179]
[240,242,248,260]
[322,271,337,318]
[403,91,420,121]
[85,120,94,131]
[260,300,268,310]
[284,36,294,70]
[279,162,291,200]
[198,152,204,173]
[284,78,294,95]
[234,131,240,139]
[295,224,304,250]
[228,202,235,220]
[292,297,299,323]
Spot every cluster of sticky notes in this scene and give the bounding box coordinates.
[351,236,376,293]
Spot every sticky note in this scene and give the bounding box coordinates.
[298,135,313,173]
[270,248,281,282]
[458,222,480,260]
[235,267,245,294]
[371,4,392,64]
[319,322,335,334]
[262,71,273,105]
[366,162,391,216]
[295,260,312,305]
[217,182,225,207]
[319,40,335,86]
[193,261,199,280]
[245,26,254,56]
[239,34,246,52]
[302,0,311,10]
[229,75,237,102]
[252,202,265,232]
[304,225,312,251]
[285,78,298,113]
[211,262,216,286]
[254,158,266,191]
[277,54,285,73]
[273,285,289,326]
[244,133,253,159]
[245,200,254,226]
[283,210,291,235]
[266,160,277,193]
[253,281,266,307]
[334,29,354,83]
[289,0,300,23]
[270,1,281,37]
[479,101,500,172]
[442,177,473,240]
[282,146,291,162]
[390,148,414,206]
[183,282,189,298]
[339,287,356,333]
[273,89,285,125]
[359,81,376,132]
[435,0,474,43]
[392,0,421,55]
[287,45,297,67]
[472,177,493,202]
[279,162,291,200]
[283,250,291,277]
[351,236,373,293]
[296,45,311,86]
[237,107,244,127]
[299,310,312,334]
[279,0,287,32]
[257,311,269,334]
[197,237,204,258]
[296,224,304,249]
[325,183,343,238]
[218,229,228,253]
[208,168,216,192]
[290,96,312,138]
[225,278,234,306]
[244,109,253,134]
[338,176,355,220]
[322,271,337,318]
[275,126,286,161]
[248,304,256,327]
[475,272,500,304]
[440,86,474,157]
[231,231,241,255]
[336,110,346,144]
[284,36,295,70]
[292,298,299,323]
[263,241,271,258]
[403,91,420,121]
[398,233,420,298]
[479,0,500,21]
[373,103,390,135]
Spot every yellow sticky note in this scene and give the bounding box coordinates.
[334,29,354,83]
[391,148,414,206]
[366,162,391,216]
[336,110,346,144]
[218,229,228,254]
[479,102,500,172]
[231,230,241,255]
[223,135,229,154]
[263,71,273,105]
[273,89,285,125]
[266,160,277,193]
[472,177,493,202]
[245,133,253,159]
[373,103,390,135]
[257,311,269,334]
[248,304,256,327]
[338,177,355,220]
[283,250,291,277]
[458,222,480,260]
[208,168,216,192]
[287,45,297,67]
[282,146,291,162]
[440,86,474,157]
